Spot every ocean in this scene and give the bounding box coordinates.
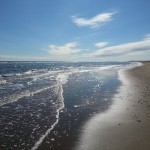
[0,61,139,150]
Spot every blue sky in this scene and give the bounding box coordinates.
[0,0,150,61]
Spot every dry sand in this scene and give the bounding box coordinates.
[74,62,150,150]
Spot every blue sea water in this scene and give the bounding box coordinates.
[0,61,139,150]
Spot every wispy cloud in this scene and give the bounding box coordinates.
[72,12,117,28]
[95,42,109,48]
[41,42,85,61]
[44,42,81,56]
[144,33,150,40]
[87,36,150,57]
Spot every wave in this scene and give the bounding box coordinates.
[0,61,142,149]
[0,79,6,84]
[0,85,56,106]
[31,73,68,150]
[0,62,140,107]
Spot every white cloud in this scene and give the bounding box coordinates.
[87,37,150,58]
[2,36,150,62]
[72,12,116,28]
[95,42,109,48]
[144,34,150,40]
[46,42,81,56]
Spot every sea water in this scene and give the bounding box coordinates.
[0,61,140,150]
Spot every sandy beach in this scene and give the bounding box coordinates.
[74,62,150,150]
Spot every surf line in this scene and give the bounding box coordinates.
[0,85,57,107]
[31,80,65,150]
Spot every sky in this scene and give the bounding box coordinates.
[0,0,150,61]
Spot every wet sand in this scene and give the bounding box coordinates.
[36,71,119,150]
[74,62,150,150]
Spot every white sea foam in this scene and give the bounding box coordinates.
[119,62,143,73]
[90,63,141,82]
[26,70,62,85]
[56,73,70,85]
[31,73,68,150]
[0,85,56,106]
[74,105,80,108]
[0,79,6,84]
[24,69,39,75]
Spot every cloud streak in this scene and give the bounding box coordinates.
[72,12,116,28]
[144,33,150,40]
[95,42,109,48]
[87,37,150,58]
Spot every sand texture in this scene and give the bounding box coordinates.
[74,62,150,150]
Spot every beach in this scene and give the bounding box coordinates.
[74,62,150,150]
[1,61,150,150]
